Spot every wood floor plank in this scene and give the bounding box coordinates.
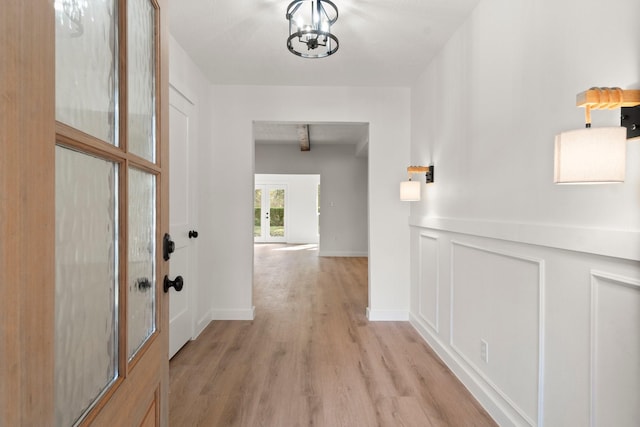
[169,244,496,426]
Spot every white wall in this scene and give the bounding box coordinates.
[408,0,640,426]
[255,174,320,245]
[169,36,213,337]
[207,85,411,320]
[255,145,368,255]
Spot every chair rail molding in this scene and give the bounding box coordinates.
[409,216,640,261]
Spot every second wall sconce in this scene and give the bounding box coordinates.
[400,165,434,201]
[554,87,640,184]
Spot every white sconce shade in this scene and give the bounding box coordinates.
[554,127,626,184]
[400,180,421,201]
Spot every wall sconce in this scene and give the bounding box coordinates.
[554,87,640,184]
[400,165,434,201]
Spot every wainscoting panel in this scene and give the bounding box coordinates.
[419,233,439,332]
[450,241,543,426]
[590,271,640,427]
[410,220,640,426]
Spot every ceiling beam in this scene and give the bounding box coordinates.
[298,124,310,151]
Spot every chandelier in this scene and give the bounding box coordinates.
[286,0,339,58]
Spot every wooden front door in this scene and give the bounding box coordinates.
[0,0,170,425]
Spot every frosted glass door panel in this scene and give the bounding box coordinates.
[127,0,156,162]
[55,0,118,145]
[128,168,156,360]
[55,146,118,427]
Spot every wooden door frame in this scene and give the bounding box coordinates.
[1,1,55,424]
[0,0,170,424]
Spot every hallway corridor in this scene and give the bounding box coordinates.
[169,244,496,426]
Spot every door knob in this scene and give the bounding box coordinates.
[163,275,184,293]
[188,230,199,239]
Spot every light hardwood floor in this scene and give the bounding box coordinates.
[169,244,497,426]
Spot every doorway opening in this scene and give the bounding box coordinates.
[252,121,370,311]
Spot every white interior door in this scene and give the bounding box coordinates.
[168,86,196,358]
[254,184,287,243]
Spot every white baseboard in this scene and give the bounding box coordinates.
[366,307,409,321]
[409,313,526,427]
[319,251,368,257]
[193,311,212,339]
[211,306,255,321]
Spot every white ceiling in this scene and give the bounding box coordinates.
[169,0,482,87]
[170,0,482,150]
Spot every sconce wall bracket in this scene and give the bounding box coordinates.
[621,105,640,139]
[407,165,435,183]
[576,87,640,139]
[425,165,434,183]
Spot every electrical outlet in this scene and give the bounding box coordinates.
[481,340,489,363]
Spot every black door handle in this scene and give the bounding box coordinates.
[163,233,175,261]
[188,230,199,239]
[163,275,184,293]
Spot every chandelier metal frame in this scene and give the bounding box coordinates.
[286,0,339,58]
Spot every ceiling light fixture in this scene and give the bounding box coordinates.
[286,0,339,58]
